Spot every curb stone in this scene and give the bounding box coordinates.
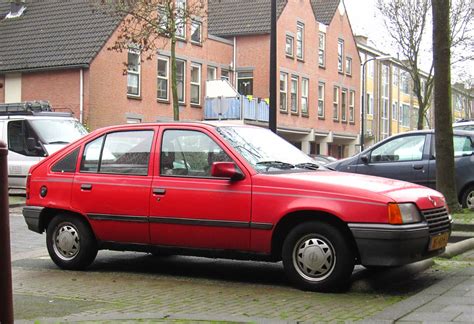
[439,238,474,258]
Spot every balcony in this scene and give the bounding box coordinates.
[204,95,269,122]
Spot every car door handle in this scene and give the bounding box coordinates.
[153,188,166,195]
[81,184,93,190]
[413,165,424,170]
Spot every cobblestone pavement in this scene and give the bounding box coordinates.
[7,207,466,323]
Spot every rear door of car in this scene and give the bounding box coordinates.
[149,125,252,251]
[355,133,431,185]
[71,126,157,244]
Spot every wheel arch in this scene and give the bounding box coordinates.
[271,210,359,262]
[458,182,474,207]
[39,208,94,236]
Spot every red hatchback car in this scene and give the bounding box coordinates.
[23,122,452,291]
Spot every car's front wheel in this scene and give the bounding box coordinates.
[461,185,474,209]
[46,214,98,270]
[282,222,355,292]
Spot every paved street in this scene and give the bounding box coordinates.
[8,206,474,323]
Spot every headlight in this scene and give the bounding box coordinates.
[388,203,422,224]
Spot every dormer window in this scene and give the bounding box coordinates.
[5,0,26,19]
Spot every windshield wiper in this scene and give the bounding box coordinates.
[256,161,295,170]
[295,162,320,170]
[48,141,70,144]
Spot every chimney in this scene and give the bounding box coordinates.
[354,35,368,45]
[6,0,26,19]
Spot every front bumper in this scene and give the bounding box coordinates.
[349,222,451,266]
[22,206,45,234]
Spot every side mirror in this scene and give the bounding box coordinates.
[360,155,369,164]
[211,162,245,181]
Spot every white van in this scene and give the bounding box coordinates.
[0,101,88,189]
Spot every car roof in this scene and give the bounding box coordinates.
[92,121,259,133]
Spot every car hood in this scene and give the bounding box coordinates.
[253,170,445,210]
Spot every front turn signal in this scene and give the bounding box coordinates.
[388,203,403,224]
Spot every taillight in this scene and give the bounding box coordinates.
[26,173,31,200]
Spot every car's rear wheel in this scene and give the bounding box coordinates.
[282,222,355,292]
[46,214,98,270]
[461,185,474,209]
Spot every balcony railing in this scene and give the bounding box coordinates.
[204,96,269,122]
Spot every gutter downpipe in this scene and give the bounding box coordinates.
[79,68,84,124]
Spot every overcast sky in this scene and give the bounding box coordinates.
[343,0,472,83]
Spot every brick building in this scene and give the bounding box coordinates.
[0,0,360,157]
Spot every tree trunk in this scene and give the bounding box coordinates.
[417,100,425,130]
[432,0,460,211]
[171,36,179,121]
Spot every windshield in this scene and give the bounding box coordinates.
[216,126,320,173]
[29,119,88,144]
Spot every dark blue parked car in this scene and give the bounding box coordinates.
[328,130,474,208]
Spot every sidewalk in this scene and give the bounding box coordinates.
[362,251,474,323]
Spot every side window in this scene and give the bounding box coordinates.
[370,135,426,163]
[52,148,80,173]
[454,136,473,157]
[7,120,46,157]
[80,130,154,175]
[161,130,232,177]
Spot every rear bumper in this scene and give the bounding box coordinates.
[349,222,451,266]
[22,206,44,234]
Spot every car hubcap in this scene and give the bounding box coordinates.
[467,191,474,209]
[293,235,336,282]
[53,223,80,260]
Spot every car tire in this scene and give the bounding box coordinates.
[282,222,355,292]
[46,214,98,270]
[461,185,474,209]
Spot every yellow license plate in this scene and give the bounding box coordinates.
[429,232,449,251]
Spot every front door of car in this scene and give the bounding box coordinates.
[356,134,430,186]
[71,128,156,244]
[149,127,251,250]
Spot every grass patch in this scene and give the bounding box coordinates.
[9,195,25,206]
[451,208,474,224]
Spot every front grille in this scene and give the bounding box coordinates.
[422,207,451,235]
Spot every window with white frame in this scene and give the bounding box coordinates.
[318,32,325,67]
[366,93,374,115]
[401,71,410,94]
[285,34,294,57]
[127,49,140,96]
[392,67,399,87]
[207,66,217,81]
[337,39,344,73]
[176,59,186,103]
[280,72,288,111]
[401,103,410,127]
[237,71,253,96]
[157,56,169,100]
[301,78,309,115]
[296,22,304,60]
[158,6,168,31]
[318,82,325,118]
[291,76,298,113]
[341,89,347,122]
[349,90,355,122]
[191,20,202,44]
[190,63,201,105]
[392,101,399,121]
[221,69,230,82]
[176,0,186,39]
[345,57,352,76]
[333,86,339,120]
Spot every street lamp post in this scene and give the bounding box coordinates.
[360,55,391,151]
[269,0,277,133]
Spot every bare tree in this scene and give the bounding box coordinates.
[95,0,207,121]
[376,0,472,130]
[432,0,459,212]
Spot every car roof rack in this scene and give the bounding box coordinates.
[0,101,73,117]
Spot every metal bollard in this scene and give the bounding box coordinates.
[0,141,13,324]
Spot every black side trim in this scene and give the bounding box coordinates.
[88,214,148,223]
[8,175,27,179]
[87,214,274,230]
[150,216,248,228]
